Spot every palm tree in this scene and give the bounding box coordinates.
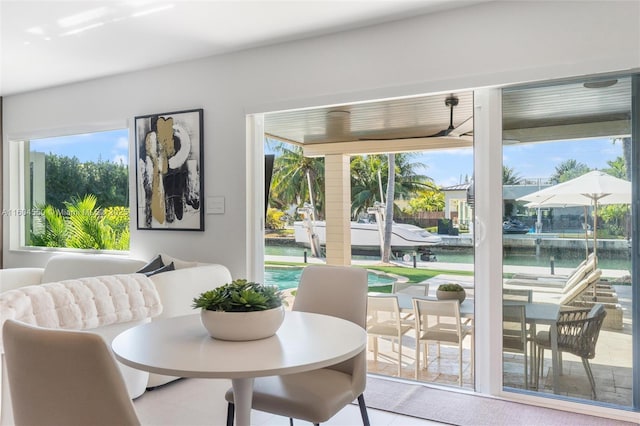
[350,155,384,218]
[502,165,523,184]
[603,156,626,179]
[65,195,115,249]
[269,143,325,218]
[349,152,435,262]
[351,153,434,218]
[29,204,67,247]
[382,153,395,263]
[612,137,631,180]
[550,159,590,183]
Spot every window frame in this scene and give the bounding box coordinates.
[6,122,130,254]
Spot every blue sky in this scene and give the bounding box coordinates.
[418,137,622,187]
[32,132,621,188]
[30,128,129,164]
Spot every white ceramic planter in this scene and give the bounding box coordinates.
[436,289,466,303]
[200,305,285,341]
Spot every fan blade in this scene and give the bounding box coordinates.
[448,116,473,137]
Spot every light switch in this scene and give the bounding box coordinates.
[206,196,225,214]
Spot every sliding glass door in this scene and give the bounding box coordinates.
[501,76,635,408]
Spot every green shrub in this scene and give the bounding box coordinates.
[437,283,465,292]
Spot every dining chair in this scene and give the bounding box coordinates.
[412,298,473,386]
[225,265,370,426]
[2,319,140,426]
[366,295,413,376]
[392,281,429,296]
[534,304,607,398]
[502,304,529,388]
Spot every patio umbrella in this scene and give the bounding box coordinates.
[518,170,631,262]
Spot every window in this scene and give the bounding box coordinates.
[9,128,130,251]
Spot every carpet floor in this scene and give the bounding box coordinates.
[363,376,637,426]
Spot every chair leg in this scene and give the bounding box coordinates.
[357,394,371,426]
[226,403,235,426]
[458,342,463,386]
[373,336,379,362]
[415,339,420,379]
[582,358,597,399]
[536,347,544,390]
[423,342,428,366]
[523,343,528,389]
[397,336,403,376]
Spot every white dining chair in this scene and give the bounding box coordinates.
[225,265,370,426]
[367,295,413,376]
[2,319,140,426]
[412,298,473,386]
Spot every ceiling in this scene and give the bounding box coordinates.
[1,1,632,149]
[0,0,481,96]
[264,76,632,154]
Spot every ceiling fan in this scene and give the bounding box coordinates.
[428,95,473,138]
[356,94,473,142]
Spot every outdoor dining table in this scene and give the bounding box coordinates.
[504,301,561,393]
[369,292,562,393]
[368,291,475,319]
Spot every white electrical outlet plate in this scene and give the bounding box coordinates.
[206,196,225,214]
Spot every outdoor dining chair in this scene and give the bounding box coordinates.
[367,295,413,376]
[412,298,473,386]
[503,304,529,388]
[534,304,607,398]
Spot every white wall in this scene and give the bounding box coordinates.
[3,0,639,278]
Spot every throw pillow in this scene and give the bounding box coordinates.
[137,254,165,274]
[159,253,198,269]
[142,262,175,277]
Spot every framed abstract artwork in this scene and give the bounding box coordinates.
[135,108,204,231]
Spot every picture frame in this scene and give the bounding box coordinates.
[135,108,204,231]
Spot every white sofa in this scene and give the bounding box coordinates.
[0,253,232,424]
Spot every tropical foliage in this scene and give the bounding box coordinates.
[30,195,130,250]
[405,190,445,213]
[267,142,437,223]
[550,159,591,183]
[265,207,286,230]
[599,156,630,238]
[502,165,522,185]
[43,154,128,210]
[268,143,325,217]
[350,153,434,218]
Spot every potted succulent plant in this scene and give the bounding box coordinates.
[192,279,286,341]
[436,282,466,303]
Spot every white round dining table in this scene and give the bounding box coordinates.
[112,311,366,426]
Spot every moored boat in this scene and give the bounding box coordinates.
[293,220,442,257]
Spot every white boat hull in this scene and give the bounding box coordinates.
[293,220,441,254]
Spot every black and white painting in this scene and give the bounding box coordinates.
[135,109,204,231]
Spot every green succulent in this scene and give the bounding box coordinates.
[437,283,465,292]
[192,279,284,312]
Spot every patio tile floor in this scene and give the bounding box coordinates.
[365,334,633,406]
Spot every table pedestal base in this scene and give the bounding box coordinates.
[231,377,254,426]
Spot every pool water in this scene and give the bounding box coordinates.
[265,266,395,290]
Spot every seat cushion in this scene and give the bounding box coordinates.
[225,369,356,423]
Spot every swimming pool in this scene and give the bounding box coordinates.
[264,266,396,290]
